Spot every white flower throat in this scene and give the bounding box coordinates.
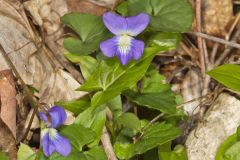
[41,128,58,140]
[49,128,58,139]
[118,34,132,54]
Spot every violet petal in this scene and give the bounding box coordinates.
[53,132,71,157]
[116,50,132,65]
[41,129,56,157]
[39,112,48,123]
[100,36,118,57]
[103,12,127,35]
[126,13,150,36]
[131,39,144,60]
[41,128,71,157]
[48,106,67,128]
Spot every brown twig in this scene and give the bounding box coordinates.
[141,113,165,132]
[136,113,165,140]
[177,92,213,109]
[210,43,220,63]
[233,1,240,5]
[188,32,240,49]
[215,29,240,66]
[101,126,117,160]
[196,0,206,76]
[180,42,195,59]
[225,13,240,41]
[203,39,209,66]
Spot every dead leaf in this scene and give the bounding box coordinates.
[66,0,107,15]
[0,118,16,159]
[0,69,17,138]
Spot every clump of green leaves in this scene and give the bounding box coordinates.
[17,0,193,159]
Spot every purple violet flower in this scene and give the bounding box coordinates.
[39,106,71,157]
[100,12,150,65]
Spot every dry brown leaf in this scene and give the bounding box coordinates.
[66,0,107,15]
[24,0,68,34]
[0,118,16,159]
[88,0,121,9]
[0,69,17,138]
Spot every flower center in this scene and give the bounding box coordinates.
[48,128,58,140]
[118,34,132,54]
[41,128,58,139]
[41,128,49,138]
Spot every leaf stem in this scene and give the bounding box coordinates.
[101,126,118,160]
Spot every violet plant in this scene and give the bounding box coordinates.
[17,0,193,159]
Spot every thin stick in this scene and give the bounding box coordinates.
[210,43,220,63]
[215,29,240,65]
[226,13,240,41]
[141,113,164,132]
[188,32,240,49]
[196,0,206,76]
[233,1,240,5]
[136,113,164,140]
[180,42,195,59]
[176,93,212,109]
[101,126,117,160]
